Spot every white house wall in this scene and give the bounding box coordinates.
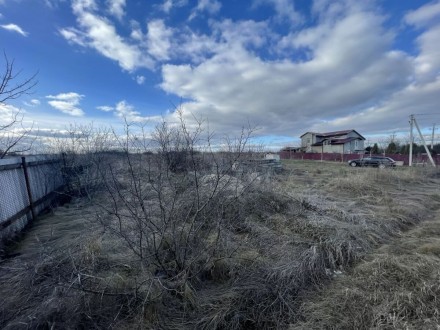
[311,145,343,153]
[301,132,315,152]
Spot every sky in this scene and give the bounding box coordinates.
[1,0,440,148]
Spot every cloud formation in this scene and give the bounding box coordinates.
[255,0,303,24]
[46,92,85,116]
[0,23,28,36]
[96,105,114,112]
[97,101,150,122]
[107,0,125,20]
[24,99,41,107]
[56,0,440,138]
[60,0,153,71]
[160,0,187,13]
[161,6,415,135]
[147,19,173,61]
[136,75,145,85]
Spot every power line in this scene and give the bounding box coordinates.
[412,113,440,116]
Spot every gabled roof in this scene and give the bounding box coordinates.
[316,130,354,137]
[299,131,317,138]
[312,137,362,146]
[301,129,365,140]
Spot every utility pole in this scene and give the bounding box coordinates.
[413,117,436,167]
[409,114,414,166]
[431,123,436,149]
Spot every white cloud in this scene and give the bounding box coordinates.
[177,31,219,63]
[147,19,173,61]
[97,105,114,112]
[0,23,28,36]
[162,0,173,13]
[24,99,41,107]
[413,24,440,82]
[107,0,125,20]
[160,0,187,13]
[114,100,145,121]
[96,101,146,121]
[46,92,85,117]
[59,27,88,46]
[404,0,440,28]
[255,0,303,24]
[130,21,143,41]
[196,0,221,13]
[60,0,154,72]
[136,75,145,84]
[212,19,271,48]
[160,7,416,137]
[0,103,22,124]
[189,0,221,20]
[310,77,440,135]
[52,0,440,138]
[405,2,440,83]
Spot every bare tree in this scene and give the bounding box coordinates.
[0,52,37,103]
[0,109,34,158]
[0,52,38,158]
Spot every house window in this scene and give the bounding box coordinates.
[323,140,330,145]
[355,140,359,149]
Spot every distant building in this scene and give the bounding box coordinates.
[300,130,365,154]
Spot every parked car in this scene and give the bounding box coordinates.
[348,156,396,168]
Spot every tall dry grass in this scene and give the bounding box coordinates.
[0,160,439,329]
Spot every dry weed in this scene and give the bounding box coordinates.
[1,160,439,329]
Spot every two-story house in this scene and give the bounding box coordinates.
[300,130,365,154]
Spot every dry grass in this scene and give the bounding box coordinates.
[290,182,440,330]
[1,159,439,329]
[292,235,440,329]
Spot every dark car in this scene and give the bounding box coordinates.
[348,156,396,168]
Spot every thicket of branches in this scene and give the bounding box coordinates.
[0,53,37,158]
[43,114,294,328]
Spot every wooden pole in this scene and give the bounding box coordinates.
[21,156,36,221]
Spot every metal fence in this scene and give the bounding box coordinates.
[0,155,65,242]
[279,152,440,165]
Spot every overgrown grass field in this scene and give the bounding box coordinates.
[1,159,439,329]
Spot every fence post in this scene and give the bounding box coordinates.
[21,156,36,221]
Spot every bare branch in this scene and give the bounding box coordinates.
[0,52,38,104]
[0,53,38,158]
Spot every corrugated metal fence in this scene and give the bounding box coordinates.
[0,155,65,241]
[279,152,440,165]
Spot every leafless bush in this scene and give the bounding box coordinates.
[45,113,273,325]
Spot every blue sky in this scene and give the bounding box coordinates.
[1,0,440,148]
